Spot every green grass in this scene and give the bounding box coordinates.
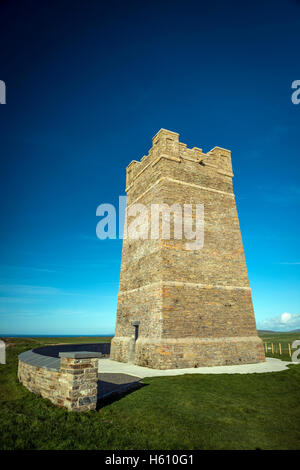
[258,330,300,362]
[0,336,300,449]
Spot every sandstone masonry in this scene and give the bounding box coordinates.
[18,351,99,411]
[110,129,265,368]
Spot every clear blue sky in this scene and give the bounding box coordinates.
[0,0,299,334]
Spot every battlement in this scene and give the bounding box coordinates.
[126,129,233,192]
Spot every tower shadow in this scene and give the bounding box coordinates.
[96,373,148,410]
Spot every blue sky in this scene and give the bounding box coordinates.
[0,0,299,334]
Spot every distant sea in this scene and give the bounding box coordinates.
[0,334,113,337]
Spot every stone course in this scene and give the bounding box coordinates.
[110,129,265,368]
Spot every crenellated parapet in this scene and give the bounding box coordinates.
[125,129,233,195]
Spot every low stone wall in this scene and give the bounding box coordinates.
[18,350,100,411]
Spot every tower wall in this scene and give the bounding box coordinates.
[110,129,265,368]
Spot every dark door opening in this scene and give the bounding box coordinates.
[132,321,140,341]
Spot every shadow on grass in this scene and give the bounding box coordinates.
[97,382,148,410]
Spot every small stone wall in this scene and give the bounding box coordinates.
[18,350,100,411]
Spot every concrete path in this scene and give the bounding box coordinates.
[98,357,295,378]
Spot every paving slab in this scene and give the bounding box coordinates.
[59,351,103,359]
[98,357,296,378]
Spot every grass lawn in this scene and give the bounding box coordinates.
[259,330,300,362]
[0,335,300,450]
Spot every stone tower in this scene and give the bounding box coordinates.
[110,129,265,369]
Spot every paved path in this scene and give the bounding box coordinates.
[98,357,295,378]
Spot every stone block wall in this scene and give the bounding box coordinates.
[18,351,99,411]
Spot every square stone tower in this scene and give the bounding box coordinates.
[110,129,265,369]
